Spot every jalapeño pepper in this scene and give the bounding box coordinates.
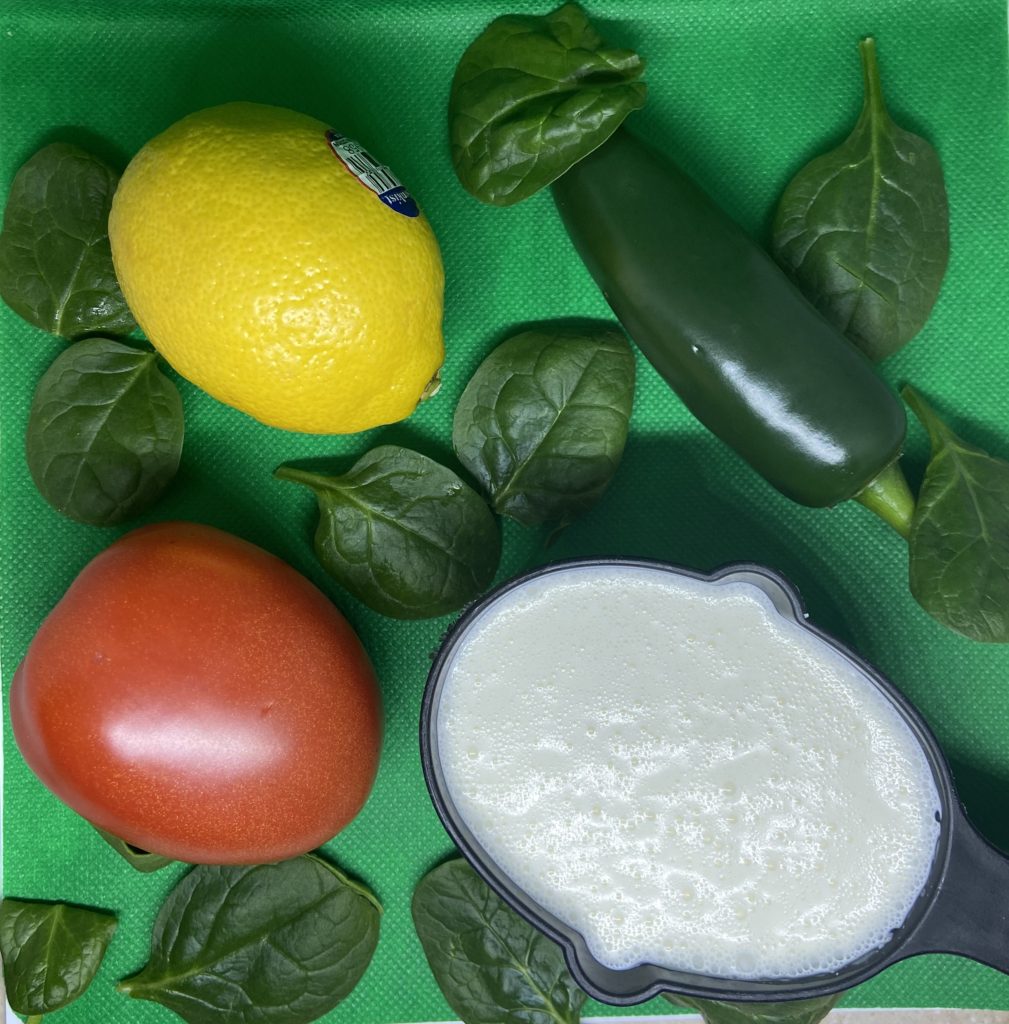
[552,128,907,510]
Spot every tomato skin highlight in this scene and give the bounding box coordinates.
[10,521,382,864]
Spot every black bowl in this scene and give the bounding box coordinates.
[420,557,1009,1004]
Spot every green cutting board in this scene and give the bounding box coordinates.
[2,0,1008,1021]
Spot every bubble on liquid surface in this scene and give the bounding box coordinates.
[435,565,940,981]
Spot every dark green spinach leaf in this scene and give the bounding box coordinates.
[26,336,184,526]
[276,445,501,619]
[93,825,176,873]
[0,898,116,1016]
[453,324,635,528]
[0,143,135,338]
[413,859,585,1024]
[666,992,843,1024]
[450,3,647,206]
[118,855,380,1024]
[772,38,948,362]
[903,386,1009,642]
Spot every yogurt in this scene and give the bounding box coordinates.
[435,564,941,980]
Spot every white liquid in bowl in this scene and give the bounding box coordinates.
[435,564,941,981]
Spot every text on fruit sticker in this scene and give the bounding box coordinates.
[326,130,420,217]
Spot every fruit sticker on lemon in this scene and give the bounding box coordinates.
[326,130,421,217]
[109,102,444,434]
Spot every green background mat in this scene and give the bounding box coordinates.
[2,0,1009,1020]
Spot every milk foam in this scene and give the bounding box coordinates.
[436,565,941,980]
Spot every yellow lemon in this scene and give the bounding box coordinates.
[109,102,444,433]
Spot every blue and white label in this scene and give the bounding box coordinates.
[325,130,420,218]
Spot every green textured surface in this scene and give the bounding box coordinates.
[1,0,1008,1021]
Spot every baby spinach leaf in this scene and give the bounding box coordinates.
[453,324,635,528]
[0,898,116,1015]
[26,336,184,526]
[903,386,1009,643]
[0,142,136,338]
[666,992,843,1024]
[118,855,380,1024]
[450,2,647,206]
[276,445,501,619]
[413,859,585,1024]
[772,38,948,362]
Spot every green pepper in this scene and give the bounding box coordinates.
[552,129,906,508]
[448,2,914,525]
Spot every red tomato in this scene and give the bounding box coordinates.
[11,521,382,864]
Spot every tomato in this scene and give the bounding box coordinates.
[10,521,382,864]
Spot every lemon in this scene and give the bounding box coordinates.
[108,102,444,434]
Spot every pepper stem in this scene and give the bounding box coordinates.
[27,1015,45,1023]
[853,459,915,539]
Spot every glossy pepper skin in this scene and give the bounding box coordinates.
[552,129,906,508]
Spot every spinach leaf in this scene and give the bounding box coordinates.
[0,898,116,1016]
[276,445,501,619]
[412,859,585,1024]
[903,386,1009,642]
[453,324,635,528]
[450,2,647,206]
[666,992,843,1024]
[0,142,136,338]
[118,855,381,1024]
[772,38,948,362]
[93,825,176,873]
[26,336,184,526]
